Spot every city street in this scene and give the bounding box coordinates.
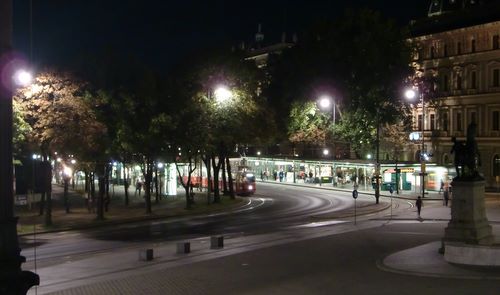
[22,182,500,294]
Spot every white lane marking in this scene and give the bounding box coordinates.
[291,220,348,228]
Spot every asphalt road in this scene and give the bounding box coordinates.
[22,182,500,294]
[20,182,411,269]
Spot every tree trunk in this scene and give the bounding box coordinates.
[124,166,129,206]
[84,170,89,193]
[90,172,96,213]
[226,157,235,199]
[43,160,52,226]
[38,192,45,216]
[63,177,70,213]
[144,159,153,214]
[211,155,221,203]
[221,154,229,195]
[104,164,110,212]
[97,175,105,220]
[155,164,159,204]
[203,155,212,204]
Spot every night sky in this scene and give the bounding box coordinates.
[12,0,430,70]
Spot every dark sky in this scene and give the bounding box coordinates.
[13,0,430,70]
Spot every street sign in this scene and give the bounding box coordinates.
[352,190,358,199]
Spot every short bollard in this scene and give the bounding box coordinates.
[210,236,224,249]
[177,242,191,254]
[139,248,154,261]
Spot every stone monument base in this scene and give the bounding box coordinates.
[442,179,493,246]
[444,242,500,266]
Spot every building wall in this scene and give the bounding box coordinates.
[411,19,500,186]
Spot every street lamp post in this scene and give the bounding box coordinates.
[0,0,39,293]
[405,88,427,198]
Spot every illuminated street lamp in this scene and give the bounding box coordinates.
[405,87,427,198]
[0,1,39,292]
[318,95,336,127]
[14,69,33,86]
[214,86,233,103]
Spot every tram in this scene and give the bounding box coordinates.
[234,166,256,196]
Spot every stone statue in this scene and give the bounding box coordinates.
[450,122,481,179]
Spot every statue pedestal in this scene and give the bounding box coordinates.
[443,179,493,245]
[442,179,499,266]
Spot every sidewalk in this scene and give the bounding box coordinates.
[15,183,243,235]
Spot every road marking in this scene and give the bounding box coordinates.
[291,220,348,228]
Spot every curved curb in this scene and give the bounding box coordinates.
[376,258,500,280]
[376,241,500,280]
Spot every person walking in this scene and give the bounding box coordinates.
[416,196,423,218]
[135,178,142,196]
[439,180,444,194]
[443,188,449,207]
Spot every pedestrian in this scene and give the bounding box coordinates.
[416,196,423,218]
[135,178,142,196]
[443,188,449,207]
[389,184,394,195]
[439,180,444,194]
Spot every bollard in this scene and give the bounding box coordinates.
[177,242,191,254]
[210,236,224,249]
[139,248,154,261]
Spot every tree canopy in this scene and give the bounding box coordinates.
[266,8,414,155]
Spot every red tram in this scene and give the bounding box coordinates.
[234,168,256,196]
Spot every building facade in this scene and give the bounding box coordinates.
[409,1,500,187]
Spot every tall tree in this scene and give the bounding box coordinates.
[15,69,107,223]
[266,8,413,156]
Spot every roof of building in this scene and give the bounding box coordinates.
[410,1,500,37]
